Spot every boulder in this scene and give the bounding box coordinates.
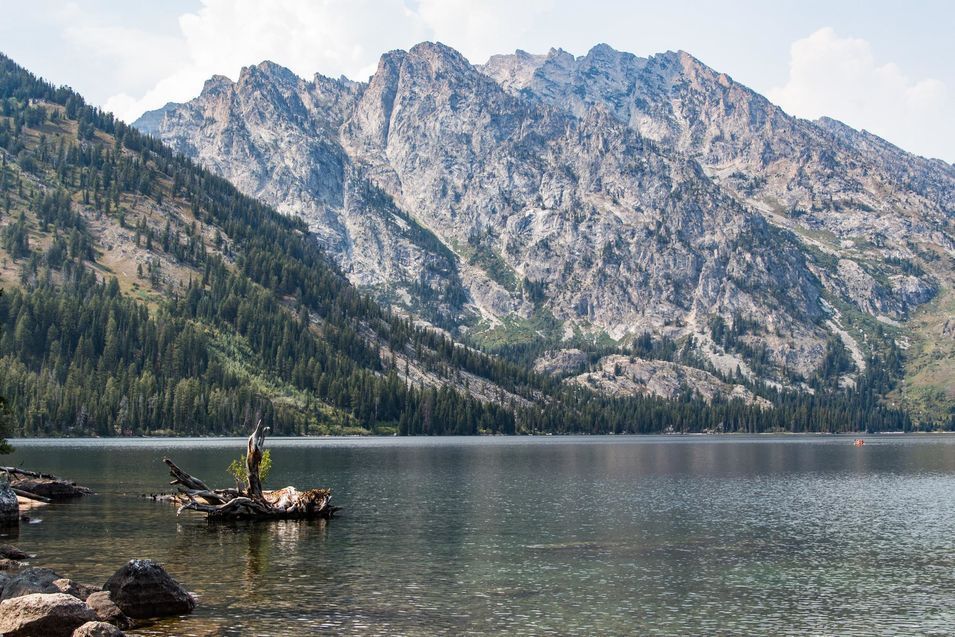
[0,481,18,525]
[0,544,31,560]
[0,557,24,570]
[0,568,100,601]
[53,578,100,601]
[1,567,62,600]
[0,592,96,637]
[84,591,131,629]
[72,620,125,637]
[103,559,195,619]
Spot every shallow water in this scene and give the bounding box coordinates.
[5,435,955,636]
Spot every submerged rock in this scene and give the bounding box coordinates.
[72,620,125,637]
[0,592,96,637]
[0,544,32,560]
[0,557,24,570]
[104,559,195,619]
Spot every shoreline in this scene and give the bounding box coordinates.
[5,430,951,444]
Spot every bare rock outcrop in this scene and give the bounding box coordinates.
[571,355,772,408]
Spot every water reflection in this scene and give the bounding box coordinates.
[5,435,955,635]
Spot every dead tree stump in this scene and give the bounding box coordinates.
[162,423,338,521]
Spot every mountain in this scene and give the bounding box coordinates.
[479,45,955,418]
[5,51,906,437]
[135,42,955,423]
[0,53,533,437]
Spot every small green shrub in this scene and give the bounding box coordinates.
[227,449,272,487]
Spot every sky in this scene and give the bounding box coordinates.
[1,0,952,162]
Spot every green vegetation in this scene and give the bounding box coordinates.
[0,396,11,454]
[228,449,272,487]
[0,52,519,436]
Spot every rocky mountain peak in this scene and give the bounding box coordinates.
[201,74,234,96]
[406,41,475,77]
[134,41,955,418]
[240,60,300,85]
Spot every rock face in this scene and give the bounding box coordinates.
[0,480,18,525]
[136,63,464,328]
[135,41,955,404]
[532,349,590,376]
[571,355,772,408]
[103,559,195,619]
[479,44,952,318]
[481,46,953,241]
[0,592,96,637]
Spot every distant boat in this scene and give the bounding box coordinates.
[854,438,865,447]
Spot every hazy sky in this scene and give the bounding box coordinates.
[1,0,952,161]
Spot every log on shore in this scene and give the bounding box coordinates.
[0,467,93,500]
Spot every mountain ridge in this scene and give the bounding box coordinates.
[125,41,951,423]
[2,50,905,438]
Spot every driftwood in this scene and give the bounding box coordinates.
[162,423,338,521]
[0,467,92,499]
[11,488,51,503]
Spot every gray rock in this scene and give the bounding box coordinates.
[1,567,63,600]
[0,544,31,560]
[570,355,773,408]
[103,559,195,619]
[52,578,100,602]
[0,592,96,637]
[0,557,24,570]
[0,480,18,525]
[84,591,131,629]
[71,620,125,637]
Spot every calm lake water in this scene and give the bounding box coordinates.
[4,435,955,636]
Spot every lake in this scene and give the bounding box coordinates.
[4,435,955,636]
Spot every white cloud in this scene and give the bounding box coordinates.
[60,15,188,91]
[416,0,554,63]
[103,0,430,123]
[768,27,951,162]
[99,0,557,124]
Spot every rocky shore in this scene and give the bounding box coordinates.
[0,548,196,637]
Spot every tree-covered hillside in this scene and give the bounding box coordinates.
[0,53,931,436]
